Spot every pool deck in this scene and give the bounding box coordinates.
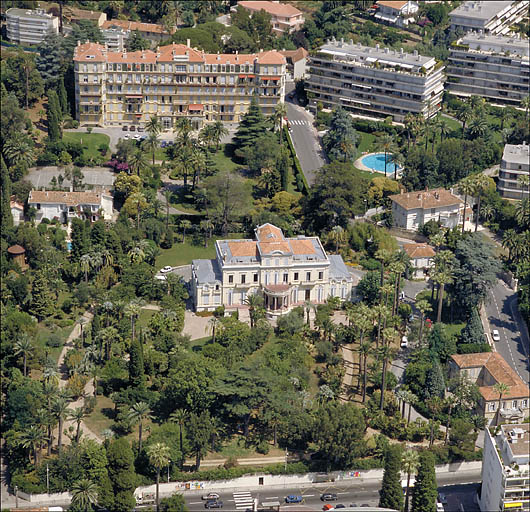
[354,152,402,178]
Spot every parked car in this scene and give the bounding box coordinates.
[202,493,220,501]
[400,336,408,348]
[335,505,346,509]
[349,505,359,508]
[154,275,167,281]
[133,134,141,140]
[285,495,303,503]
[322,505,334,511]
[130,125,136,131]
[160,266,173,274]
[492,329,501,342]
[123,133,130,139]
[161,140,167,148]
[438,493,447,504]
[167,140,174,146]
[321,493,338,501]
[204,500,223,509]
[436,503,445,512]
[137,126,144,132]
[122,125,128,131]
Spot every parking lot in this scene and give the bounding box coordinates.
[26,166,115,189]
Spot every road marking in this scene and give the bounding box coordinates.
[303,494,315,497]
[189,502,202,504]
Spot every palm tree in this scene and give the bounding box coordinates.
[458,175,474,233]
[163,189,172,229]
[272,102,287,142]
[199,124,216,150]
[437,116,451,144]
[328,225,345,253]
[169,408,187,468]
[200,219,214,247]
[145,115,162,137]
[190,146,206,189]
[467,116,488,139]
[52,396,69,454]
[18,424,47,465]
[146,442,171,512]
[517,174,529,201]
[358,340,372,403]
[175,117,192,137]
[80,253,91,282]
[480,203,495,225]
[402,450,419,512]
[378,340,396,411]
[471,174,491,232]
[127,401,153,453]
[372,303,389,350]
[144,132,160,166]
[455,103,472,134]
[124,301,142,341]
[206,316,219,344]
[521,95,530,120]
[14,334,33,377]
[68,407,87,443]
[432,267,453,323]
[304,300,314,325]
[129,147,149,176]
[70,479,98,511]
[376,133,395,177]
[415,299,432,346]
[211,120,228,149]
[244,292,265,328]
[3,132,35,168]
[405,389,418,424]
[515,198,530,230]
[493,382,510,425]
[389,151,403,180]
[404,113,415,149]
[180,219,192,243]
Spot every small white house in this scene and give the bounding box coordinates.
[28,190,113,224]
[279,47,309,79]
[10,199,24,226]
[403,243,435,279]
[390,188,463,231]
[375,1,419,26]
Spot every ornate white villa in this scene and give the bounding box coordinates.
[191,224,353,315]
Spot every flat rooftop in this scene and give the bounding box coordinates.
[6,7,56,19]
[449,1,515,22]
[318,39,436,71]
[460,32,530,57]
[502,143,530,165]
[500,424,530,459]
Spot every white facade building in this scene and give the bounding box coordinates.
[498,143,530,199]
[390,189,463,231]
[447,32,529,106]
[28,190,113,224]
[306,39,445,122]
[102,27,130,52]
[480,424,529,512]
[6,8,59,45]
[191,224,353,315]
[402,243,435,279]
[10,199,24,226]
[449,1,529,35]
[375,1,419,27]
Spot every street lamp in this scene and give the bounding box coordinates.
[363,199,368,215]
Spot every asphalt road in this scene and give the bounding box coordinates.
[485,279,530,384]
[285,99,326,186]
[183,469,482,512]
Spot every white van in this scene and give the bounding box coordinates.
[400,336,408,348]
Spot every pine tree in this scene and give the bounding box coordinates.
[47,90,62,142]
[30,270,54,321]
[411,451,438,512]
[58,75,69,115]
[425,358,445,399]
[233,96,268,151]
[460,308,483,345]
[1,155,13,233]
[379,444,404,511]
[106,438,136,512]
[128,336,145,388]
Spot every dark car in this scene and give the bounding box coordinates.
[335,505,346,509]
[130,125,136,132]
[122,125,128,131]
[205,500,223,509]
[285,495,303,503]
[137,126,144,132]
[321,493,338,501]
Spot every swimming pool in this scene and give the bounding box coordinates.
[361,153,401,175]
[67,241,72,251]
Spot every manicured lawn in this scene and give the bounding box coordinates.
[137,308,156,330]
[209,144,243,173]
[155,234,244,268]
[440,114,462,133]
[63,132,111,160]
[356,131,377,156]
[83,395,114,437]
[204,436,285,460]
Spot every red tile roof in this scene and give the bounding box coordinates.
[102,19,171,35]
[227,241,258,257]
[256,223,284,241]
[28,190,108,206]
[403,243,435,259]
[279,47,308,63]
[238,1,302,17]
[289,239,316,255]
[377,0,410,10]
[390,188,462,210]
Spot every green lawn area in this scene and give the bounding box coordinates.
[204,436,285,460]
[209,144,243,173]
[63,132,111,160]
[353,131,380,180]
[137,308,156,330]
[83,395,114,437]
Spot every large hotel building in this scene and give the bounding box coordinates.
[73,41,286,129]
[306,39,445,122]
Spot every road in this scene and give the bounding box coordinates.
[285,99,326,186]
[183,470,482,512]
[485,279,530,384]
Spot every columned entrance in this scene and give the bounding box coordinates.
[263,284,291,314]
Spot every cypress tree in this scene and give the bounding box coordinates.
[129,336,145,388]
[47,90,62,142]
[1,156,13,233]
[425,358,445,399]
[58,75,69,115]
[460,308,483,345]
[411,451,438,512]
[71,217,90,260]
[379,444,404,511]
[30,271,54,321]
[233,96,268,151]
[106,438,136,512]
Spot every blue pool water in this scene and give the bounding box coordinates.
[67,241,72,251]
[361,153,401,175]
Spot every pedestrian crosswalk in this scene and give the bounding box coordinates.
[233,491,254,510]
[289,119,309,126]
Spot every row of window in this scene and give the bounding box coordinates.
[227,271,325,285]
[80,62,282,74]
[488,399,528,411]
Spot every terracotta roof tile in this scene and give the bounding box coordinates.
[238,1,303,17]
[73,41,106,62]
[377,0,410,9]
[227,241,258,257]
[279,47,308,62]
[158,44,204,63]
[257,50,287,65]
[390,188,462,210]
[403,243,435,259]
[102,19,171,35]
[10,200,24,210]
[259,241,292,255]
[289,239,316,255]
[256,223,284,241]
[29,190,109,207]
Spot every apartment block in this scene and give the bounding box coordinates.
[449,1,529,35]
[73,41,286,129]
[447,32,529,106]
[235,1,305,34]
[499,143,530,199]
[6,8,58,45]
[480,424,529,512]
[191,224,353,314]
[306,39,445,122]
[102,19,173,49]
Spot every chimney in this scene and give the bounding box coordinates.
[186,38,190,47]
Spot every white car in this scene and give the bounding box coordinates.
[133,134,141,140]
[123,133,130,139]
[160,266,173,274]
[202,493,220,501]
[154,275,167,281]
[400,336,408,348]
[492,329,501,342]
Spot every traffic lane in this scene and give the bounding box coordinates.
[486,282,529,383]
[440,483,480,512]
[288,125,324,184]
[184,469,482,511]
